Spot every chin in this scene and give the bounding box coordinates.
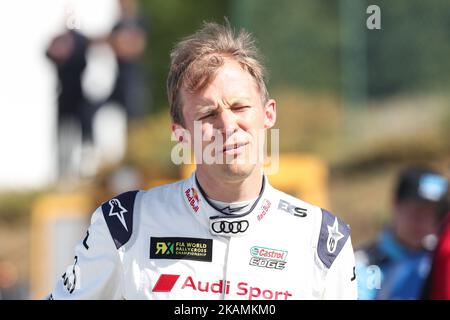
[221,162,255,180]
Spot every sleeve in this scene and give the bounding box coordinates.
[322,237,358,299]
[48,207,124,299]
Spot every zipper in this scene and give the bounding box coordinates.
[221,237,232,299]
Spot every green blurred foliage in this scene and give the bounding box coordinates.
[137,0,450,110]
[0,192,41,224]
[231,0,341,93]
[366,0,450,96]
[139,0,228,113]
[124,114,178,179]
[189,0,450,98]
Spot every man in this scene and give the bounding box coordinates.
[48,21,356,299]
[355,166,448,300]
[46,28,94,179]
[104,0,148,121]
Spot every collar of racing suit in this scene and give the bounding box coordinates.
[181,172,274,237]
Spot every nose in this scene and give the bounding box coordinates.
[216,108,238,135]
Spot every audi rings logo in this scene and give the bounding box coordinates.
[211,220,249,234]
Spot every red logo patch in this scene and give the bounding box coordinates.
[152,274,180,292]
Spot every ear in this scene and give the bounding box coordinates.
[263,99,277,129]
[171,123,190,144]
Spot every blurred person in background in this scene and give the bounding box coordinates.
[46,28,95,180]
[103,0,148,121]
[355,166,449,299]
[46,0,149,181]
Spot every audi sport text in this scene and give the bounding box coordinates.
[153,274,293,300]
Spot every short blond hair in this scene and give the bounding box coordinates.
[167,21,269,126]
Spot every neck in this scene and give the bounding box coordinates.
[195,167,263,202]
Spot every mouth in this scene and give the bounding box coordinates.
[222,142,248,154]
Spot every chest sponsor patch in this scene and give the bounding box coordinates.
[249,246,288,270]
[150,237,213,262]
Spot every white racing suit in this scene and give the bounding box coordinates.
[49,172,357,299]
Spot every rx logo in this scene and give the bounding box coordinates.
[109,199,129,231]
[156,242,174,255]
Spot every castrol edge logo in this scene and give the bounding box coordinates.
[152,274,293,300]
[250,246,287,261]
[249,246,288,270]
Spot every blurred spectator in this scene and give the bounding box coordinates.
[422,205,450,299]
[103,0,149,121]
[46,28,95,179]
[355,166,449,299]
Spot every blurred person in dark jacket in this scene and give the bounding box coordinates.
[355,166,448,299]
[46,28,95,179]
[104,0,149,121]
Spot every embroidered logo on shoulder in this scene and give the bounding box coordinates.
[185,187,200,213]
[317,208,350,269]
[101,190,138,249]
[326,217,344,253]
[108,198,129,231]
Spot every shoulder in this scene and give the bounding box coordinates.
[270,187,352,269]
[270,188,318,218]
[139,179,185,205]
[100,190,140,249]
[316,208,352,269]
[99,179,187,249]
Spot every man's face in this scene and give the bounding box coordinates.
[173,58,276,182]
[393,199,438,250]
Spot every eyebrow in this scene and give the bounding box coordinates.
[195,97,253,116]
[195,105,217,117]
